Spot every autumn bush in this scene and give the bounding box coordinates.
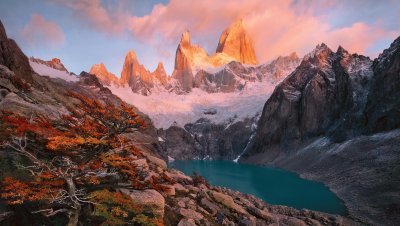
[0,92,149,226]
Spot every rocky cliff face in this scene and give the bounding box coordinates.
[216,19,257,65]
[244,37,400,226]
[97,50,170,95]
[365,36,400,133]
[171,31,195,92]
[89,63,119,86]
[194,53,300,93]
[248,43,373,154]
[171,20,258,93]
[0,20,32,83]
[120,50,154,95]
[162,116,258,160]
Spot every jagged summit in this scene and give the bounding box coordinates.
[30,57,69,72]
[216,19,257,65]
[180,30,191,48]
[125,49,138,61]
[89,63,119,86]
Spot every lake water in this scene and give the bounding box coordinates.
[169,160,347,215]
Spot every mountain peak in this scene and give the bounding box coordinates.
[289,52,299,59]
[336,45,350,57]
[30,57,68,72]
[303,43,333,62]
[89,62,118,85]
[156,62,165,71]
[216,19,257,64]
[180,30,191,48]
[126,49,137,61]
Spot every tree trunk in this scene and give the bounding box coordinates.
[67,207,80,226]
[66,177,81,226]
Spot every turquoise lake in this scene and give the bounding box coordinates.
[169,160,347,215]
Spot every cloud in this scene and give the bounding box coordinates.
[51,0,129,35]
[129,0,399,62]
[49,0,399,63]
[20,14,65,49]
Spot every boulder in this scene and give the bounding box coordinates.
[210,191,248,215]
[200,198,220,215]
[143,152,167,169]
[178,208,204,221]
[177,218,196,226]
[119,189,165,218]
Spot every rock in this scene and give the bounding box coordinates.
[142,152,167,169]
[0,20,32,83]
[165,169,192,183]
[177,218,196,226]
[30,57,69,73]
[238,217,256,226]
[280,217,307,226]
[174,183,189,193]
[119,49,168,95]
[162,185,176,196]
[248,43,374,156]
[153,62,168,86]
[210,190,248,215]
[200,198,220,215]
[132,158,148,171]
[89,63,119,86]
[216,19,257,65]
[178,208,204,221]
[185,185,200,193]
[365,36,400,133]
[0,65,18,93]
[247,206,273,222]
[177,199,186,208]
[119,189,165,218]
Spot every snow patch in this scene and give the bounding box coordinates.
[30,60,78,82]
[107,79,277,129]
[167,156,175,162]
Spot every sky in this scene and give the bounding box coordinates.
[0,0,399,76]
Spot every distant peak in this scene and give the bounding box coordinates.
[289,52,299,59]
[156,62,165,70]
[216,19,257,64]
[230,18,244,29]
[336,45,350,56]
[303,43,333,61]
[126,49,137,61]
[180,30,191,47]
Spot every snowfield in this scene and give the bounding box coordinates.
[108,79,279,129]
[30,60,79,82]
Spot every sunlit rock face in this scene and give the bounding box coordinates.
[89,63,119,86]
[171,20,258,93]
[119,50,169,95]
[153,62,168,87]
[216,19,257,65]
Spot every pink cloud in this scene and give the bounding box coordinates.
[50,0,398,63]
[20,14,65,49]
[52,0,129,35]
[129,0,399,62]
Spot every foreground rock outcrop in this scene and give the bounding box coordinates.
[0,20,32,83]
